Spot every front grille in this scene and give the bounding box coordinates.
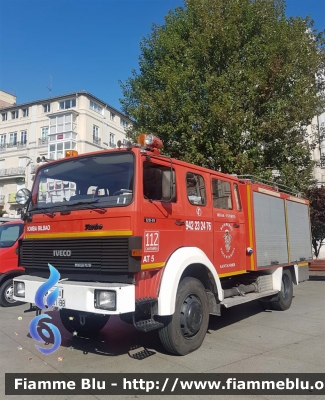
[20,236,141,274]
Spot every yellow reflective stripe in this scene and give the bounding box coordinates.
[298,262,309,267]
[219,270,247,278]
[25,230,133,239]
[141,262,165,270]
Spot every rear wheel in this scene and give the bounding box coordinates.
[272,269,293,311]
[60,309,110,336]
[0,279,23,307]
[158,277,209,355]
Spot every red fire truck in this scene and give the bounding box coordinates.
[13,135,311,355]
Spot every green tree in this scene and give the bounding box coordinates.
[120,0,325,192]
[305,186,325,258]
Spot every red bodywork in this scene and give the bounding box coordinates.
[24,147,311,301]
[0,221,24,275]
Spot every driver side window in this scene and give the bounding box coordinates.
[143,161,176,202]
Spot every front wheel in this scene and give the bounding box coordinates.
[272,269,293,311]
[158,277,209,355]
[60,309,110,336]
[0,279,23,307]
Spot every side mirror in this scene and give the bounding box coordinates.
[16,188,32,206]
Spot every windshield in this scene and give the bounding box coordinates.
[30,152,134,212]
[0,223,23,248]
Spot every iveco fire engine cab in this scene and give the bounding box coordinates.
[13,135,312,355]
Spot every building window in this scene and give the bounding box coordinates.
[93,125,100,145]
[0,134,6,147]
[89,101,103,114]
[109,133,115,147]
[59,99,76,110]
[20,130,27,144]
[41,126,49,139]
[1,113,7,121]
[110,112,115,121]
[39,127,49,146]
[93,125,99,138]
[9,132,17,146]
[49,141,76,160]
[50,114,73,134]
[120,119,128,128]
[11,110,18,119]
[22,108,29,117]
[43,103,50,113]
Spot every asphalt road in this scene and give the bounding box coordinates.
[0,274,324,400]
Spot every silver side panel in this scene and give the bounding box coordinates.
[253,192,288,267]
[286,201,312,262]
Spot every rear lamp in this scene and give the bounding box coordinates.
[14,281,25,298]
[94,290,116,311]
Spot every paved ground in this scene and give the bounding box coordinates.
[0,274,324,400]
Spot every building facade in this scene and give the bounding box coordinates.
[309,113,325,186]
[0,90,131,217]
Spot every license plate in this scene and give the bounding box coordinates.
[48,287,65,308]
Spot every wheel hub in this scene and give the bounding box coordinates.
[179,294,203,338]
[5,284,15,303]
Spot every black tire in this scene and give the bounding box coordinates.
[60,309,109,336]
[272,269,293,311]
[258,300,273,310]
[0,279,23,307]
[158,277,209,356]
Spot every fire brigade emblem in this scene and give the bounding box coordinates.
[220,223,235,259]
[223,229,232,252]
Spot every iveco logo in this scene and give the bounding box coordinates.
[85,224,103,230]
[53,250,72,257]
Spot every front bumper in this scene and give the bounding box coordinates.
[13,275,135,315]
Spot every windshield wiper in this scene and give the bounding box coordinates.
[29,206,56,217]
[65,198,101,207]
[81,204,107,214]
[30,199,104,215]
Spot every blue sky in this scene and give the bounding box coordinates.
[0,0,324,111]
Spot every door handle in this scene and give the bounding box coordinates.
[233,223,240,228]
[175,220,185,226]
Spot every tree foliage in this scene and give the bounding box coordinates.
[120,0,325,192]
[305,186,325,258]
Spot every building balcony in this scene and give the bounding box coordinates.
[0,167,25,178]
[0,195,4,204]
[38,138,48,146]
[109,142,116,148]
[0,145,6,152]
[17,141,27,149]
[6,141,27,149]
[93,136,101,146]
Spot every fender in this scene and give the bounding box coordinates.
[157,247,223,316]
[0,270,25,286]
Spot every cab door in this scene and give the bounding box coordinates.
[211,178,246,276]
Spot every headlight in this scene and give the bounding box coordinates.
[14,281,25,298]
[94,290,116,311]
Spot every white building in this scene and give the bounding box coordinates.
[309,113,325,186]
[0,90,131,217]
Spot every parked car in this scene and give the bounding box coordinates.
[0,221,24,306]
[0,217,21,225]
